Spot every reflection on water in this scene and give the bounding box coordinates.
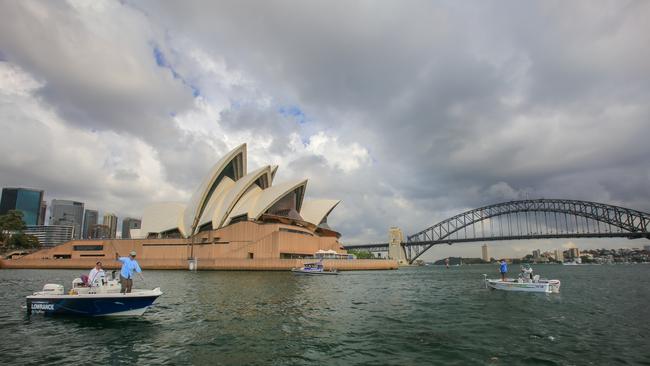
[2,265,650,365]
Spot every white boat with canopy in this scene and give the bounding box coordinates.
[483,265,561,293]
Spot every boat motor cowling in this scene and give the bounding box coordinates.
[42,284,64,295]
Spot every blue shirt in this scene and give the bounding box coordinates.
[118,257,142,279]
[500,262,508,273]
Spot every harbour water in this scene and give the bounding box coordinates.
[1,264,649,365]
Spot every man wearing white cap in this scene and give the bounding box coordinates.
[116,250,142,293]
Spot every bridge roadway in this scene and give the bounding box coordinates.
[343,232,649,251]
[342,199,650,263]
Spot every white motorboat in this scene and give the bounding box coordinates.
[291,259,338,275]
[562,261,581,266]
[483,265,561,293]
[26,271,162,316]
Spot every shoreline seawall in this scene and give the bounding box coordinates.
[0,258,398,271]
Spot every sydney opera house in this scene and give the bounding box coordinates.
[2,144,396,270]
[132,143,340,243]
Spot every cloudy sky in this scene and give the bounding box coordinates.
[1,0,648,260]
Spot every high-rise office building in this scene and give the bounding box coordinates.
[563,247,581,259]
[38,201,47,225]
[91,224,110,239]
[0,188,44,226]
[554,249,563,262]
[82,209,99,239]
[50,200,84,239]
[103,213,118,239]
[481,244,489,262]
[121,217,142,239]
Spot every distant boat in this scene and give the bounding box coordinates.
[562,261,581,266]
[291,259,338,275]
[483,266,561,293]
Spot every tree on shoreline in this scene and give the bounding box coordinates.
[0,210,40,253]
[347,249,375,259]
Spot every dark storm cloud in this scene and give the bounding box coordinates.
[0,1,254,198]
[0,2,191,135]
[1,0,648,255]
[139,0,650,239]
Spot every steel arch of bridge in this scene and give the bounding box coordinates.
[405,199,650,263]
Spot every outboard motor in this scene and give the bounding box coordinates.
[41,284,64,295]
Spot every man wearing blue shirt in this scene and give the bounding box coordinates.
[499,259,508,281]
[117,250,142,293]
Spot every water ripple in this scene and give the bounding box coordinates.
[1,266,649,365]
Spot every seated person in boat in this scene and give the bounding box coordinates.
[116,250,142,293]
[88,261,105,287]
[520,265,533,281]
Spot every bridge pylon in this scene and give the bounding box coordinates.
[388,227,408,266]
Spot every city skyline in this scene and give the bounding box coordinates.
[1,188,647,255]
[0,186,140,239]
[1,1,649,259]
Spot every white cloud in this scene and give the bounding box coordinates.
[289,131,370,173]
[0,62,185,217]
[0,0,648,258]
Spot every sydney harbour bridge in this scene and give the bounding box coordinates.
[343,199,650,264]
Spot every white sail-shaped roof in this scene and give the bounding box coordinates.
[226,185,263,224]
[270,165,279,182]
[181,144,246,236]
[224,179,307,225]
[140,202,185,237]
[212,166,272,228]
[251,179,307,220]
[300,199,341,226]
[197,176,235,228]
[137,143,341,237]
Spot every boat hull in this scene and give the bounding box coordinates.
[26,289,162,316]
[486,280,560,293]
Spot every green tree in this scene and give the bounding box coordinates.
[347,249,375,259]
[7,233,40,250]
[0,210,27,243]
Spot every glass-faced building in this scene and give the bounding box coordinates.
[0,188,44,226]
[50,200,84,239]
[82,209,98,239]
[103,213,118,239]
[24,225,74,248]
[121,217,142,239]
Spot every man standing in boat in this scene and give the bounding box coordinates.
[116,250,142,293]
[499,259,508,281]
